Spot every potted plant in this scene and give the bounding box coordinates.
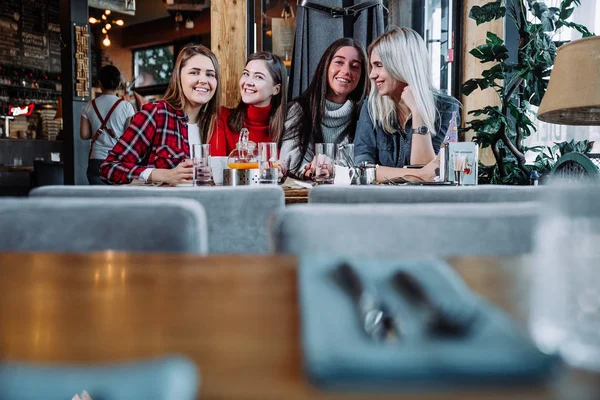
[462,0,594,184]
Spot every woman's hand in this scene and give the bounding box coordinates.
[415,158,438,182]
[400,85,418,114]
[149,160,194,186]
[276,159,288,182]
[303,156,317,180]
[314,154,333,181]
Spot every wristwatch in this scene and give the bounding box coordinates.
[414,125,430,135]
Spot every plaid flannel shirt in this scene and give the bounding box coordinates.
[100,100,191,184]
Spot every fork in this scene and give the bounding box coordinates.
[336,262,396,342]
[392,270,478,337]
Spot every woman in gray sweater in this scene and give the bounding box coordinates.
[279,38,368,179]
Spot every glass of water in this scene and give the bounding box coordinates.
[314,143,335,184]
[258,142,279,184]
[191,144,212,186]
[530,183,600,372]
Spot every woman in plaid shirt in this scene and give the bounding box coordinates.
[100,44,221,185]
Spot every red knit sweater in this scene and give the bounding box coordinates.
[210,104,273,156]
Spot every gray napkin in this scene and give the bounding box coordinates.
[298,255,559,390]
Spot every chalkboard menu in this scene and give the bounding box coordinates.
[0,0,61,74]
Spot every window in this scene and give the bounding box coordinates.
[524,0,600,159]
[388,0,461,97]
[132,45,175,89]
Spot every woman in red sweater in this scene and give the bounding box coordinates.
[210,52,287,156]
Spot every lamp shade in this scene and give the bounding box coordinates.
[537,36,600,126]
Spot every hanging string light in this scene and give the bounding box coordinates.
[89,9,125,47]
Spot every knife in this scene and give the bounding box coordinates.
[393,270,478,337]
[336,262,395,342]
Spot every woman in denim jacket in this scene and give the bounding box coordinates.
[354,26,461,182]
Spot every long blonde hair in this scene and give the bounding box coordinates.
[163,44,221,143]
[367,26,438,136]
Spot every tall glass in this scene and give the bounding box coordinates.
[530,183,600,372]
[258,142,279,184]
[314,143,335,184]
[191,144,213,186]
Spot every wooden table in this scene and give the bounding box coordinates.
[1,253,599,400]
[283,188,310,204]
[0,165,34,173]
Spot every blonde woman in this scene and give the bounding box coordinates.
[101,44,221,185]
[354,26,460,182]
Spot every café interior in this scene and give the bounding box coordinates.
[0,0,600,399]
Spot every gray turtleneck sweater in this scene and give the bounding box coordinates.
[280,99,355,176]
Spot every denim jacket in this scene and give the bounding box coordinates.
[354,94,461,167]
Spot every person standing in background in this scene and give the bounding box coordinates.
[80,65,135,185]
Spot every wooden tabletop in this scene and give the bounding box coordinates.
[283,188,310,204]
[0,253,598,400]
[0,165,34,173]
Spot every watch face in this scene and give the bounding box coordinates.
[417,126,429,135]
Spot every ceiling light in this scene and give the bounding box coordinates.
[89,17,98,24]
[102,35,111,47]
[105,9,111,15]
[101,14,107,20]
[105,23,111,30]
[114,20,124,26]
[185,18,194,29]
[102,28,107,34]
[166,0,175,4]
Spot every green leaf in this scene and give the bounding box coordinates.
[469,1,506,25]
[531,2,558,32]
[562,20,595,37]
[560,7,574,20]
[469,32,509,63]
[461,79,480,96]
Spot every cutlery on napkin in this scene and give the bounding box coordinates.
[336,262,396,342]
[393,270,478,337]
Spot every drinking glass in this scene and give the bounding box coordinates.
[314,143,335,184]
[530,183,600,372]
[258,142,278,184]
[191,144,212,186]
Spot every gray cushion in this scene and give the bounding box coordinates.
[273,202,540,258]
[0,356,199,400]
[309,185,549,204]
[0,197,207,253]
[30,186,285,253]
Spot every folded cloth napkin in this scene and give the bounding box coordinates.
[298,256,559,391]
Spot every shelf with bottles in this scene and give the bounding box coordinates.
[0,66,62,110]
[0,65,62,92]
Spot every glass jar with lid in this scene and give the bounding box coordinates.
[227,128,259,169]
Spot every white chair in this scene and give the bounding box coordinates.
[0,197,207,253]
[30,185,285,253]
[309,185,548,204]
[0,356,199,400]
[272,202,540,258]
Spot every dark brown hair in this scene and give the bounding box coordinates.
[228,52,288,142]
[282,38,368,171]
